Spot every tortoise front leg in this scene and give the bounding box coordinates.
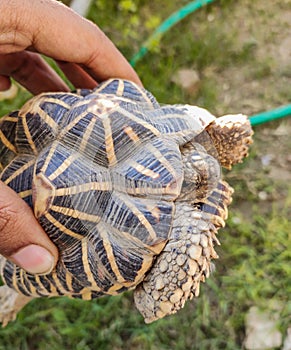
[0,285,32,327]
[133,202,219,323]
[0,256,33,327]
[134,181,233,323]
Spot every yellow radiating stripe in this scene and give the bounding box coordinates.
[106,284,126,294]
[17,95,65,148]
[114,181,163,197]
[110,224,160,256]
[54,181,111,197]
[80,288,92,300]
[48,153,76,181]
[0,256,5,273]
[133,254,155,284]
[19,94,70,128]
[20,269,32,296]
[45,212,84,240]
[58,111,88,137]
[11,266,21,294]
[33,105,59,131]
[40,141,58,174]
[3,158,34,185]
[123,126,140,143]
[65,271,73,292]
[94,79,113,93]
[47,275,58,295]
[147,143,177,180]
[139,88,156,108]
[73,100,95,109]
[119,106,160,136]
[0,130,17,153]
[16,269,36,297]
[108,254,155,293]
[51,205,101,223]
[81,239,102,290]
[25,279,38,297]
[18,189,32,199]
[131,161,160,179]
[103,116,117,166]
[157,111,188,120]
[21,116,38,155]
[79,116,97,153]
[97,223,126,285]
[93,79,154,108]
[116,80,124,96]
[34,275,50,296]
[51,271,70,296]
[101,228,159,294]
[119,195,157,242]
[21,94,71,114]
[2,115,18,122]
[20,96,68,130]
[39,96,71,109]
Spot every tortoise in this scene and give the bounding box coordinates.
[0,79,253,326]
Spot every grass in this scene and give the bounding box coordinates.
[0,0,290,349]
[0,197,289,349]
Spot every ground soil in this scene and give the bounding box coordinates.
[211,0,291,216]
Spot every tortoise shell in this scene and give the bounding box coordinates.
[0,79,217,299]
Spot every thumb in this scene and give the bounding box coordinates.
[0,181,58,274]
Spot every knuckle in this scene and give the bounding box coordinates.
[0,200,27,256]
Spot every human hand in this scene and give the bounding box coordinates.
[0,0,141,274]
[0,0,141,94]
[0,182,58,274]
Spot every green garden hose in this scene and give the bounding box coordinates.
[130,0,291,126]
[130,0,216,67]
[249,104,291,126]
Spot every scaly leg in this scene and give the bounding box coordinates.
[179,142,220,201]
[134,181,233,323]
[0,285,32,327]
[0,256,32,327]
[196,114,253,169]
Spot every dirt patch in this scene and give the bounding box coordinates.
[203,0,291,215]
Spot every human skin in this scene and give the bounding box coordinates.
[0,0,142,274]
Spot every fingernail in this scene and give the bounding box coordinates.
[12,244,55,275]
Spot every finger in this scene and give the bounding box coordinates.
[29,1,142,85]
[0,51,70,94]
[0,182,58,274]
[0,75,11,91]
[57,61,98,89]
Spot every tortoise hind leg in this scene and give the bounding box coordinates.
[0,285,32,327]
[196,114,253,169]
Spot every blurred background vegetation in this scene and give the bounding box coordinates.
[0,0,290,349]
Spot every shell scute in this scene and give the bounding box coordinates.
[0,111,18,170]
[95,79,159,108]
[101,192,173,247]
[113,137,183,199]
[15,92,81,155]
[141,105,216,145]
